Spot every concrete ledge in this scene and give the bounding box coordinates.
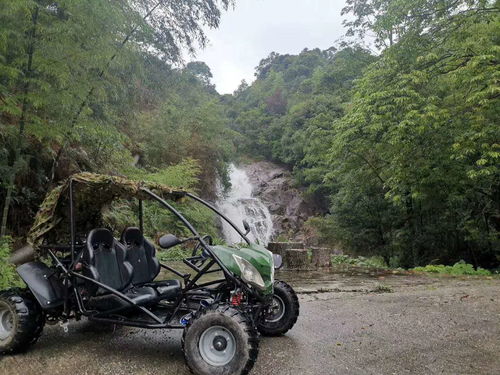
[283,248,309,269]
[268,242,305,260]
[310,247,331,267]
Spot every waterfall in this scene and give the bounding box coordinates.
[218,164,274,245]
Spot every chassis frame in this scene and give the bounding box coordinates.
[38,178,268,330]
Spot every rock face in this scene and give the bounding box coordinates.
[244,161,317,241]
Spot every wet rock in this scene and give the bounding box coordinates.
[244,161,317,241]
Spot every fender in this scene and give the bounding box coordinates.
[17,261,64,309]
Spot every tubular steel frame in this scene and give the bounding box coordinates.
[43,178,257,329]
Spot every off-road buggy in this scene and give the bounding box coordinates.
[0,173,299,375]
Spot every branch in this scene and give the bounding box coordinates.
[50,1,163,182]
[350,150,387,186]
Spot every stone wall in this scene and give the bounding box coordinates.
[268,242,342,270]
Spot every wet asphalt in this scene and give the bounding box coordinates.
[0,272,499,375]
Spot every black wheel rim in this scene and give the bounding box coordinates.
[265,295,285,323]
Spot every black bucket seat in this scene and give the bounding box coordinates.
[121,227,181,300]
[82,228,158,311]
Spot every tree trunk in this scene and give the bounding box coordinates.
[0,6,39,238]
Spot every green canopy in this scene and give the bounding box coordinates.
[27,172,187,254]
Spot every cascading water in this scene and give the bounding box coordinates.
[218,164,274,245]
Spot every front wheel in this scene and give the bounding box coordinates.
[0,288,45,354]
[257,280,299,336]
[182,305,259,375]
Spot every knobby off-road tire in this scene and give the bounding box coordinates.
[257,280,299,336]
[0,288,45,354]
[182,305,259,375]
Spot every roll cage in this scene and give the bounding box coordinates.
[35,175,260,330]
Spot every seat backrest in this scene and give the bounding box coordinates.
[83,228,133,295]
[121,227,160,285]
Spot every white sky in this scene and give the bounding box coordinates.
[191,0,348,94]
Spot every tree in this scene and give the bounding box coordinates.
[329,0,500,266]
[0,0,236,238]
[228,1,499,268]
[185,61,214,86]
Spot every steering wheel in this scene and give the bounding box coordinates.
[192,235,213,256]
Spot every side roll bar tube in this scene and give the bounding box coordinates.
[138,199,144,233]
[139,188,236,280]
[69,178,76,263]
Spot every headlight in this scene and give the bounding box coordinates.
[233,254,265,290]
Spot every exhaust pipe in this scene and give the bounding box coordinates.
[9,244,35,265]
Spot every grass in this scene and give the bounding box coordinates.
[371,284,393,293]
[411,261,492,276]
[156,246,192,261]
[331,254,388,269]
[331,254,494,277]
[0,237,24,289]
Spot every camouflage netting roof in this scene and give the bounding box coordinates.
[27,172,187,255]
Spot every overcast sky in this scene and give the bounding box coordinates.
[190,0,348,94]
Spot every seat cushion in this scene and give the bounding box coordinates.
[155,280,181,299]
[151,279,181,288]
[141,279,181,300]
[125,286,158,305]
[88,286,158,311]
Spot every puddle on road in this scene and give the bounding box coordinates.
[158,262,433,293]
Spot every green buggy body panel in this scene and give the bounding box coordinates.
[211,243,274,295]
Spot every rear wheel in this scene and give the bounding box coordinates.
[257,280,299,336]
[182,305,259,375]
[0,288,45,354]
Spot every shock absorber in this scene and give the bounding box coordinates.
[230,289,244,307]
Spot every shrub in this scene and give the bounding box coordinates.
[103,159,222,242]
[412,260,491,276]
[331,254,388,269]
[0,237,23,289]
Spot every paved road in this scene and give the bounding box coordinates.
[1,274,499,375]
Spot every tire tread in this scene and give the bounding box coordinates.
[182,304,259,375]
[0,288,45,354]
[258,280,299,336]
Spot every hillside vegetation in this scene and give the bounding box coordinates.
[226,0,499,268]
[0,0,498,270]
[0,0,235,241]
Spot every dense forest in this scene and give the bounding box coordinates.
[226,0,500,268]
[1,0,499,269]
[0,0,236,245]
